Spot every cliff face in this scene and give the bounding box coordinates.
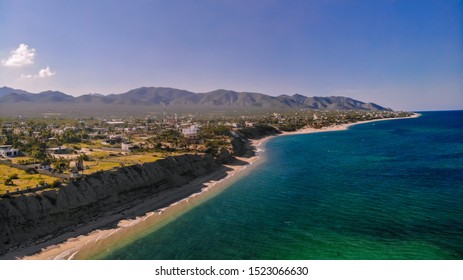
[0,154,220,255]
[238,125,280,140]
[231,125,281,157]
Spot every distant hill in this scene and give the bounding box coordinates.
[0,86,32,98]
[276,94,389,111]
[0,86,392,117]
[0,87,73,103]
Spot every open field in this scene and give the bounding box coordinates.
[0,165,56,194]
[1,152,179,190]
[9,156,37,165]
[79,152,168,174]
[72,140,105,149]
[100,153,164,164]
[80,161,121,174]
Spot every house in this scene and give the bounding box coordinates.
[51,128,65,135]
[182,125,200,138]
[30,163,52,171]
[244,121,254,127]
[0,145,19,157]
[106,121,125,125]
[102,139,118,145]
[13,128,24,135]
[46,147,69,155]
[121,142,135,151]
[102,136,122,145]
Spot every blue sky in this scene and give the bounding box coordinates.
[0,0,461,110]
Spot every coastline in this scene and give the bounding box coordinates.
[12,113,419,260]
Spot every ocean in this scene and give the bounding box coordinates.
[100,111,463,260]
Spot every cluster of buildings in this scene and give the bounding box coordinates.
[0,145,19,158]
[0,110,413,161]
[0,115,209,160]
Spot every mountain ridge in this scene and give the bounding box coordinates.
[0,86,392,111]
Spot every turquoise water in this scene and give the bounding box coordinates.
[102,111,463,259]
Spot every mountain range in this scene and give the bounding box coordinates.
[0,86,391,117]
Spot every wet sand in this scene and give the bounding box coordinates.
[15,114,419,260]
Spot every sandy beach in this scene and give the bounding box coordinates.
[12,113,419,260]
[11,155,260,260]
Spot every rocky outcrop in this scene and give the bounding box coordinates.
[238,125,280,140]
[231,125,281,157]
[0,154,220,255]
[231,136,250,157]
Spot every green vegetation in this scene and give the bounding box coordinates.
[51,157,71,173]
[70,152,165,175]
[0,165,56,194]
[0,110,413,195]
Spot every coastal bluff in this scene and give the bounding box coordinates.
[0,154,221,256]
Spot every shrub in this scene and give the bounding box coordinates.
[4,178,14,186]
[79,154,89,161]
[25,168,38,174]
[51,180,61,188]
[37,179,45,186]
[9,173,19,180]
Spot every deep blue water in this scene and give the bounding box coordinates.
[101,111,463,259]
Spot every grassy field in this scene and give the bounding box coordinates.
[100,153,164,164]
[80,152,165,174]
[88,150,113,159]
[9,156,37,165]
[0,165,56,194]
[1,151,182,193]
[72,140,104,149]
[80,161,121,174]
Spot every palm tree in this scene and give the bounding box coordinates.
[52,157,70,173]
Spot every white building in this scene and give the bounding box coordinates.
[244,121,254,127]
[46,147,69,155]
[182,125,200,138]
[0,145,19,157]
[121,142,135,151]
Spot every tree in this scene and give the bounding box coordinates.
[61,129,81,143]
[52,157,70,172]
[4,178,14,186]
[30,143,48,162]
[75,154,88,173]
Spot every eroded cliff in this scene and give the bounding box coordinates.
[0,154,220,256]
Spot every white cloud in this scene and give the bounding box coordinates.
[21,66,56,79]
[2,43,36,67]
[3,44,57,78]
[20,73,33,78]
[38,66,56,77]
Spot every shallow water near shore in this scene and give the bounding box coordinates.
[101,111,463,259]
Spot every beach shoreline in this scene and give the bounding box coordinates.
[9,113,419,260]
